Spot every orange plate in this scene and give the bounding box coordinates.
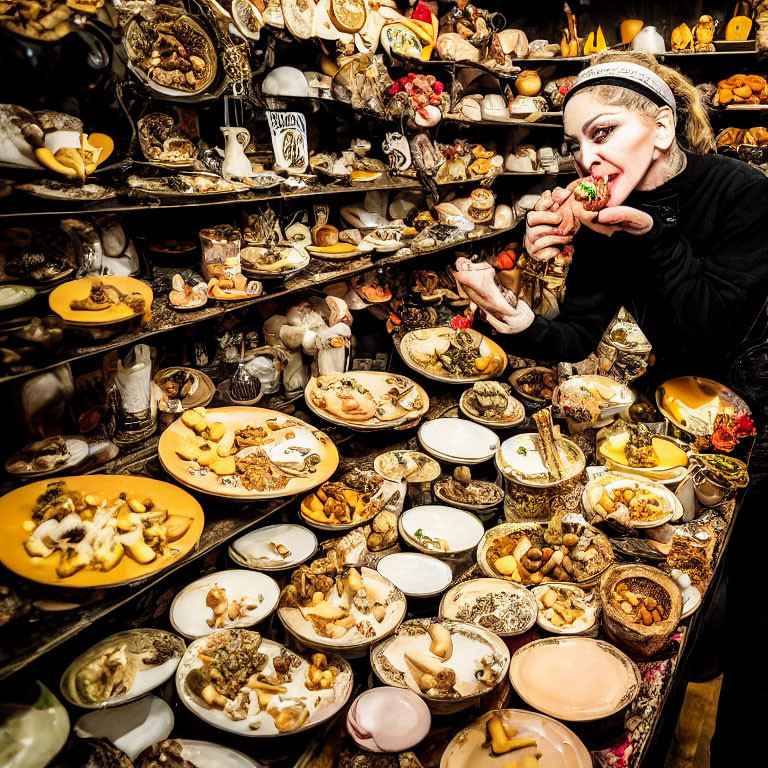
[0,475,204,588]
[158,406,339,499]
[48,276,153,325]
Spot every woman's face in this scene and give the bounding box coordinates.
[564,91,662,205]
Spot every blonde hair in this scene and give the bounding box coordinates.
[577,51,715,154]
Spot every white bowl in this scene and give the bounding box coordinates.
[75,696,174,760]
[399,505,485,557]
[228,524,318,570]
[170,570,280,639]
[377,553,453,597]
[418,419,499,464]
[370,618,510,714]
[530,583,598,635]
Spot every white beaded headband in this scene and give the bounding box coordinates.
[563,62,677,122]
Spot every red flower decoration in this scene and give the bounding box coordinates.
[451,316,472,330]
[733,412,756,438]
[711,425,738,452]
[411,1,432,23]
[433,81,444,95]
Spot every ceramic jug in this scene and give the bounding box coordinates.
[220,126,252,180]
[632,26,666,54]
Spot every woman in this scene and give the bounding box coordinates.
[458,51,768,763]
[458,51,768,385]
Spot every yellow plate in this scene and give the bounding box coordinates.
[0,475,204,588]
[48,276,153,325]
[600,434,689,471]
[158,407,339,499]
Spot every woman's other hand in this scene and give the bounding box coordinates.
[577,205,655,236]
[524,186,579,261]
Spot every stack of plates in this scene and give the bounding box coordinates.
[417,418,499,464]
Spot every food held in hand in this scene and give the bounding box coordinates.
[574,175,609,212]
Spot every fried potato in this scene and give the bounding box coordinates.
[210,456,236,475]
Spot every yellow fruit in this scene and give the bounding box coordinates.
[726,15,753,41]
[34,147,78,179]
[86,133,114,166]
[671,23,694,51]
[620,19,644,44]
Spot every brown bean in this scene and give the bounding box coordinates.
[527,547,542,561]
[541,548,554,562]
[562,533,579,548]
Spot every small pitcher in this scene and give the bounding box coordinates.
[220,126,253,180]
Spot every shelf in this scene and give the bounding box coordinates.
[0,171,568,221]
[0,223,520,385]
[0,437,295,681]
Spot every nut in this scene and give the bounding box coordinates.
[562,533,579,548]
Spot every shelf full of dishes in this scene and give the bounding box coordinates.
[0,183,537,384]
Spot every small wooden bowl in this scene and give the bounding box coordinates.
[599,564,682,658]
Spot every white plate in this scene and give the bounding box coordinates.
[582,472,676,529]
[155,739,266,767]
[377,553,453,597]
[681,585,702,619]
[399,505,485,556]
[74,696,174,760]
[4,436,90,477]
[229,524,317,571]
[346,687,431,752]
[60,629,185,709]
[459,388,525,428]
[0,284,36,310]
[175,630,354,736]
[418,419,499,464]
[508,637,640,722]
[556,375,635,427]
[440,709,592,768]
[439,578,538,637]
[169,569,280,639]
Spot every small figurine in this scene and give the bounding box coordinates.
[561,3,580,57]
[671,23,694,51]
[693,14,717,51]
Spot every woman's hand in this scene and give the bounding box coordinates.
[577,205,655,237]
[524,186,580,261]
